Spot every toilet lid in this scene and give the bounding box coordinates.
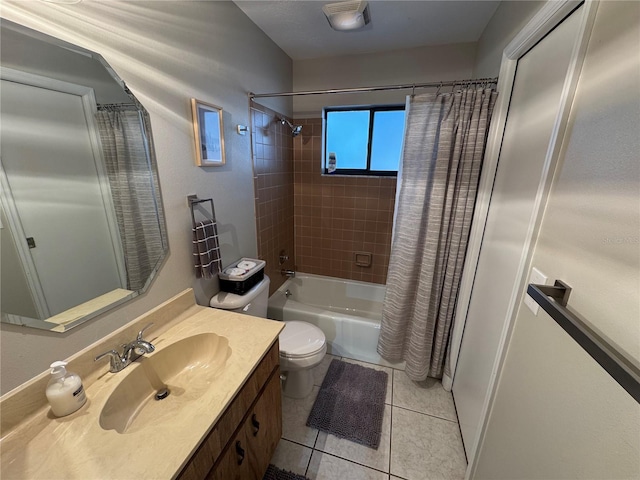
[279,321,325,358]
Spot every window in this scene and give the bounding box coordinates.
[323,105,405,176]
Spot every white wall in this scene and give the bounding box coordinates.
[0,1,292,395]
[474,1,640,477]
[1,22,131,104]
[472,1,544,78]
[292,43,476,117]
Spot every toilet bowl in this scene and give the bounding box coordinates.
[209,275,326,398]
[278,321,327,398]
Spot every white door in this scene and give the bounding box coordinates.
[452,6,584,458]
[1,79,123,317]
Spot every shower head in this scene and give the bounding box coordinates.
[279,117,303,137]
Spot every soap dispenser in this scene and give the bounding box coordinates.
[46,361,87,417]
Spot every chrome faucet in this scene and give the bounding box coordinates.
[95,323,155,373]
[281,269,296,278]
[284,289,292,298]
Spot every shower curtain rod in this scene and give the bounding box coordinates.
[249,76,498,99]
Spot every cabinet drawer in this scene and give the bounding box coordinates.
[176,341,279,480]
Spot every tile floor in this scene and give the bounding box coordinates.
[270,355,467,480]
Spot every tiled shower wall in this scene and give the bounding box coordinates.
[251,102,295,295]
[293,118,396,284]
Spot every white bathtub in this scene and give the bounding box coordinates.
[268,273,403,368]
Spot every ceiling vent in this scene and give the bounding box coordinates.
[322,1,371,31]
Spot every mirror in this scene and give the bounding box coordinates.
[0,19,168,332]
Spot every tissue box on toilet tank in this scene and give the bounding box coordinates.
[218,258,266,295]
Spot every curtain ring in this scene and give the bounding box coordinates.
[435,82,443,96]
[411,84,416,96]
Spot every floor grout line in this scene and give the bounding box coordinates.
[308,448,392,476]
[304,442,314,477]
[391,404,459,424]
[280,437,315,450]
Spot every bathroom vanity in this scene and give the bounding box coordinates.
[0,290,284,479]
[178,342,281,479]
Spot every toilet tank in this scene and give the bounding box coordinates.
[209,276,270,318]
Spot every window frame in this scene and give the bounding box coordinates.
[322,104,405,176]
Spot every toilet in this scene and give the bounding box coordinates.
[210,275,326,398]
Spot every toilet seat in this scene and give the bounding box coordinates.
[279,321,325,359]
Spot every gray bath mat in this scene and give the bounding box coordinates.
[263,464,310,480]
[306,359,388,449]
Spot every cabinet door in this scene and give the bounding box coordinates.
[244,370,282,478]
[208,429,250,480]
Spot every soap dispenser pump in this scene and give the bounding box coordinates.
[45,361,87,417]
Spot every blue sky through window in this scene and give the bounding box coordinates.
[325,110,369,170]
[371,110,405,171]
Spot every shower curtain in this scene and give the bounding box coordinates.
[377,87,497,385]
[95,108,165,292]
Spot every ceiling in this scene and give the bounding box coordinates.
[234,1,500,60]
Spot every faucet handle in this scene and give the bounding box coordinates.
[95,349,120,362]
[95,349,124,373]
[137,322,154,341]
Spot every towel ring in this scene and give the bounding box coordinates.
[189,196,216,228]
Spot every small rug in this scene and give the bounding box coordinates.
[263,464,310,480]
[306,359,388,449]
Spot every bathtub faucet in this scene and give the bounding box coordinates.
[281,269,296,278]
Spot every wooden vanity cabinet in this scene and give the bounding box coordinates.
[177,341,282,480]
[243,368,282,477]
[209,372,281,480]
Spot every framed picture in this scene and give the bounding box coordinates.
[191,98,226,166]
